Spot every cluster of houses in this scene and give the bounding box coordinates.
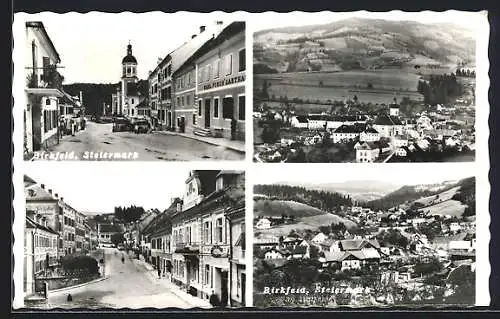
[24,22,86,159]
[121,170,247,307]
[111,21,246,143]
[23,175,98,300]
[254,101,475,163]
[254,203,476,299]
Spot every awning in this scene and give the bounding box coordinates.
[25,88,64,98]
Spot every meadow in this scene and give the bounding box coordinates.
[255,70,423,104]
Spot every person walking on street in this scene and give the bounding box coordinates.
[157,267,161,279]
[209,290,220,308]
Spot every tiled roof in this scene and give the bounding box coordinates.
[295,116,308,123]
[25,184,57,202]
[26,216,59,235]
[334,124,362,134]
[363,127,379,134]
[374,113,403,126]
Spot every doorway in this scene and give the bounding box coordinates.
[241,273,246,305]
[220,270,228,307]
[31,99,42,151]
[204,99,211,128]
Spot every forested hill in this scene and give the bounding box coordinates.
[254,184,354,213]
[365,177,475,212]
[64,83,118,116]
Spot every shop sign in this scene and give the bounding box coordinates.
[201,74,245,91]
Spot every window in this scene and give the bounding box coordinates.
[238,95,245,121]
[213,98,219,118]
[203,221,211,243]
[186,226,191,244]
[214,59,220,78]
[225,54,233,75]
[239,49,246,72]
[223,97,234,119]
[186,95,191,106]
[181,96,184,106]
[215,218,223,243]
[177,97,180,106]
[192,114,196,125]
[188,72,191,85]
[167,65,172,76]
[198,100,202,116]
[127,67,131,74]
[131,98,135,104]
[207,64,212,80]
[205,265,210,286]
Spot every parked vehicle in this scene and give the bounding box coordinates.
[134,120,150,134]
[112,118,133,132]
[117,244,125,251]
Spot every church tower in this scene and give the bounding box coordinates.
[121,42,138,115]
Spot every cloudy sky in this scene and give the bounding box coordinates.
[251,10,484,33]
[23,162,195,213]
[15,12,236,84]
[254,163,476,186]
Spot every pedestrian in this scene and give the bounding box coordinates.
[157,267,161,279]
[209,290,220,308]
[67,294,72,302]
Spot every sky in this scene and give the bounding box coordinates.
[23,162,194,214]
[15,12,237,84]
[251,10,484,33]
[254,163,476,186]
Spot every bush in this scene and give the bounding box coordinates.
[60,255,99,275]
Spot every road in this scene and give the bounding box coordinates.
[38,248,195,309]
[38,121,243,161]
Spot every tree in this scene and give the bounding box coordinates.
[110,232,125,246]
[413,257,442,276]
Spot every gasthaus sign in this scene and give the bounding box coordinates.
[200,74,245,91]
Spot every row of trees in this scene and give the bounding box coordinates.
[455,68,476,77]
[254,184,353,212]
[114,205,146,223]
[416,73,463,105]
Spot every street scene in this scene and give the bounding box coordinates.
[253,165,476,307]
[253,12,478,163]
[44,121,243,161]
[20,14,246,161]
[23,164,247,309]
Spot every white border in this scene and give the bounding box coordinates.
[12,10,490,309]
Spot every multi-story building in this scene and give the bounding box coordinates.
[97,223,124,247]
[194,22,246,141]
[24,21,65,156]
[146,201,181,277]
[24,212,59,298]
[111,43,149,117]
[171,170,245,306]
[59,200,77,256]
[75,211,86,253]
[148,22,226,130]
[226,195,246,306]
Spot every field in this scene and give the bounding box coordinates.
[414,187,460,206]
[420,200,467,217]
[254,199,357,237]
[256,214,357,238]
[255,70,423,104]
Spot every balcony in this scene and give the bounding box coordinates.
[26,65,65,97]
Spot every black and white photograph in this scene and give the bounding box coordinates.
[253,164,481,307]
[253,11,483,163]
[19,163,246,309]
[15,13,246,161]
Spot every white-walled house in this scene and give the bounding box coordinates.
[355,141,380,163]
[25,21,65,156]
[256,218,271,230]
[312,232,328,244]
[291,115,308,128]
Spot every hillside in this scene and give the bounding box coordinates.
[366,177,475,217]
[254,198,357,236]
[254,17,475,74]
[64,83,118,116]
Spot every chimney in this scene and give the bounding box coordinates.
[60,197,64,202]
[41,184,45,189]
[48,189,53,194]
[191,34,197,39]
[55,193,58,198]
[200,25,206,33]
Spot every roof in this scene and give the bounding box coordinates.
[122,44,137,64]
[174,21,245,76]
[374,113,403,126]
[363,127,379,134]
[127,80,148,97]
[295,116,308,123]
[389,104,400,109]
[355,141,379,150]
[26,216,59,235]
[24,175,37,188]
[292,245,308,255]
[25,184,57,202]
[25,21,61,63]
[334,124,362,134]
